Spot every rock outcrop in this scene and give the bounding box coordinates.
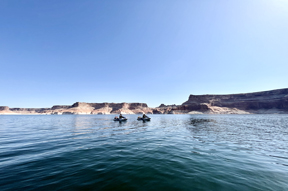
[0,106,9,111]
[156,88,288,114]
[1,88,288,115]
[0,102,153,115]
[183,88,288,114]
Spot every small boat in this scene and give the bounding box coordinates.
[137,117,151,121]
[114,117,127,122]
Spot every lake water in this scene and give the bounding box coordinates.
[0,114,287,191]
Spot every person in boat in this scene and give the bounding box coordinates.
[143,114,149,119]
[119,114,125,119]
[114,116,118,120]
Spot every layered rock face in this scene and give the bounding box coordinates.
[180,88,288,114]
[0,102,153,115]
[153,88,288,114]
[1,88,287,115]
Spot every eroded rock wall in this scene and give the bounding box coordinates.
[1,88,288,115]
[181,88,288,114]
[0,102,152,115]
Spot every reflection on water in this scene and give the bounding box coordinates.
[188,118,216,126]
[0,114,288,191]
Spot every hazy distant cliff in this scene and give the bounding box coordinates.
[1,88,288,114]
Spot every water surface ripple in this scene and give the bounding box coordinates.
[0,115,287,190]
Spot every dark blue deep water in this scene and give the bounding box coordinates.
[0,114,288,191]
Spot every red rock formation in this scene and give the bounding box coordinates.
[1,88,288,115]
[0,102,153,115]
[153,88,288,114]
[182,88,288,112]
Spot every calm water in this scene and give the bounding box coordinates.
[0,114,288,191]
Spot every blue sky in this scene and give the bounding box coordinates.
[1,0,288,108]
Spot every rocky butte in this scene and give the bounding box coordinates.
[0,88,288,115]
[0,103,153,115]
[156,88,288,114]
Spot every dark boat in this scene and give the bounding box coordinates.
[114,118,127,122]
[137,117,151,121]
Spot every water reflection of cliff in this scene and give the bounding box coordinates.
[189,118,216,127]
[185,117,219,142]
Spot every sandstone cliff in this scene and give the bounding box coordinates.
[156,88,288,114]
[0,102,153,115]
[1,88,288,115]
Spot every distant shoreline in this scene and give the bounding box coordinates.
[1,88,288,115]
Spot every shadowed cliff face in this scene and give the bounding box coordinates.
[182,88,288,111]
[1,88,288,115]
[0,106,9,111]
[153,88,288,114]
[51,105,71,110]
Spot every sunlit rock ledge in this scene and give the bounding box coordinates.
[0,102,154,115]
[1,88,288,115]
